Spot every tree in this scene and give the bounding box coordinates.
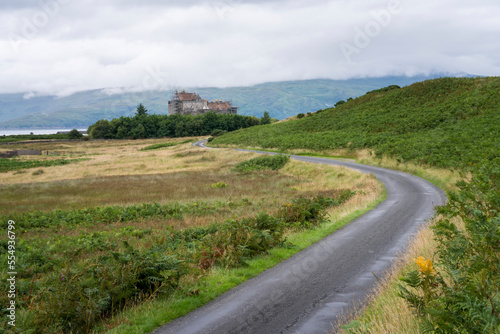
[211,129,227,137]
[260,111,272,125]
[131,124,146,139]
[116,126,128,139]
[88,120,113,139]
[68,129,83,139]
[135,103,148,116]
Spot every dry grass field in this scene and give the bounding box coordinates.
[0,137,379,222]
[0,137,384,333]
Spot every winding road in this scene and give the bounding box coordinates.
[153,141,446,334]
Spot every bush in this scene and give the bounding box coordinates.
[68,129,83,139]
[197,215,283,269]
[366,84,401,94]
[297,113,305,119]
[30,248,184,333]
[278,190,354,229]
[234,155,290,173]
[399,159,500,332]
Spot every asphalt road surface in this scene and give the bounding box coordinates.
[153,141,446,334]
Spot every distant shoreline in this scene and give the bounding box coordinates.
[0,129,87,136]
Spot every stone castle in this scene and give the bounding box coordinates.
[168,90,237,116]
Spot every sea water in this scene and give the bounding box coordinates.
[0,129,87,136]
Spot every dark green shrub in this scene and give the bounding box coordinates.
[366,85,401,94]
[31,248,184,333]
[234,154,290,173]
[297,113,305,119]
[247,212,286,247]
[279,196,325,228]
[196,213,285,269]
[278,190,354,229]
[68,129,83,139]
[399,159,500,332]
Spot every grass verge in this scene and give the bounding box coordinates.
[333,156,458,333]
[337,221,438,333]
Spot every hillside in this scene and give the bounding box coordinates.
[212,77,500,169]
[0,76,437,129]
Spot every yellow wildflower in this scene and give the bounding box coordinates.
[414,256,434,275]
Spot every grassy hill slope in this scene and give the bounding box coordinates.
[0,76,436,129]
[212,77,500,169]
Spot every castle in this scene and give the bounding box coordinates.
[168,90,237,116]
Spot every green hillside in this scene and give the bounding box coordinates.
[0,76,436,129]
[212,77,500,169]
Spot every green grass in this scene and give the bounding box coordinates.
[0,133,70,143]
[213,77,500,169]
[233,154,290,173]
[0,200,245,230]
[0,157,86,173]
[139,139,193,151]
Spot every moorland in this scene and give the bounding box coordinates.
[0,138,382,333]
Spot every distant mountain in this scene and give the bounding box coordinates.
[0,75,458,129]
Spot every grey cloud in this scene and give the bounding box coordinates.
[0,0,499,96]
[0,0,301,10]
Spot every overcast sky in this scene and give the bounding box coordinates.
[1,0,500,97]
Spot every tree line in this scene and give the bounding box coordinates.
[87,104,271,139]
